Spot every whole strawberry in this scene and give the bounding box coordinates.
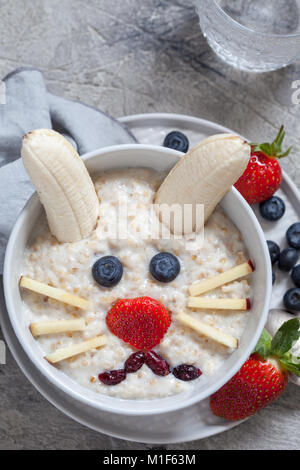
[210,319,300,421]
[234,126,292,204]
[106,296,171,351]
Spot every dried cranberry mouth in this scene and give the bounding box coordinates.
[98,350,202,385]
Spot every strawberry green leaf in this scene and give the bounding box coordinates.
[253,329,272,359]
[279,354,300,377]
[251,125,292,159]
[257,143,273,155]
[270,318,300,357]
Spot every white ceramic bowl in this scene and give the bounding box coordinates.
[4,144,272,416]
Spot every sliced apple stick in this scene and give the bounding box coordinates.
[177,312,238,349]
[20,276,92,310]
[189,261,254,297]
[30,319,86,337]
[187,297,250,311]
[45,335,107,364]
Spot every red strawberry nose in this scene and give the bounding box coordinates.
[106,296,172,351]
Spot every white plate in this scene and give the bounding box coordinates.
[1,112,299,444]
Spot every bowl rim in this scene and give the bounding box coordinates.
[3,143,272,416]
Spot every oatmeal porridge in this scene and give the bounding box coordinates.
[21,168,251,399]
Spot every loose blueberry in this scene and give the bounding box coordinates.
[291,264,300,288]
[145,351,170,376]
[283,288,300,312]
[92,255,123,287]
[98,369,126,385]
[163,131,189,153]
[124,352,145,373]
[172,364,202,381]
[272,271,276,285]
[149,252,180,283]
[278,248,299,272]
[286,223,300,249]
[259,196,285,221]
[267,240,280,265]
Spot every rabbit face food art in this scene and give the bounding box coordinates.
[20,130,253,399]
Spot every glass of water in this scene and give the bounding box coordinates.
[196,0,300,72]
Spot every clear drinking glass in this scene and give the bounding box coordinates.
[196,0,300,72]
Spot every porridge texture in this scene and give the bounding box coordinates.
[22,168,251,399]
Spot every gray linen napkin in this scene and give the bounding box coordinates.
[0,68,136,273]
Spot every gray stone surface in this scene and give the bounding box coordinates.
[0,0,299,450]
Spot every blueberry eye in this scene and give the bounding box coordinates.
[149,252,180,283]
[92,256,123,287]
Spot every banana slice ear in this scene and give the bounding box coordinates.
[154,134,250,235]
[21,129,99,243]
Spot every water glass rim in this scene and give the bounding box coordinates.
[211,0,300,39]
